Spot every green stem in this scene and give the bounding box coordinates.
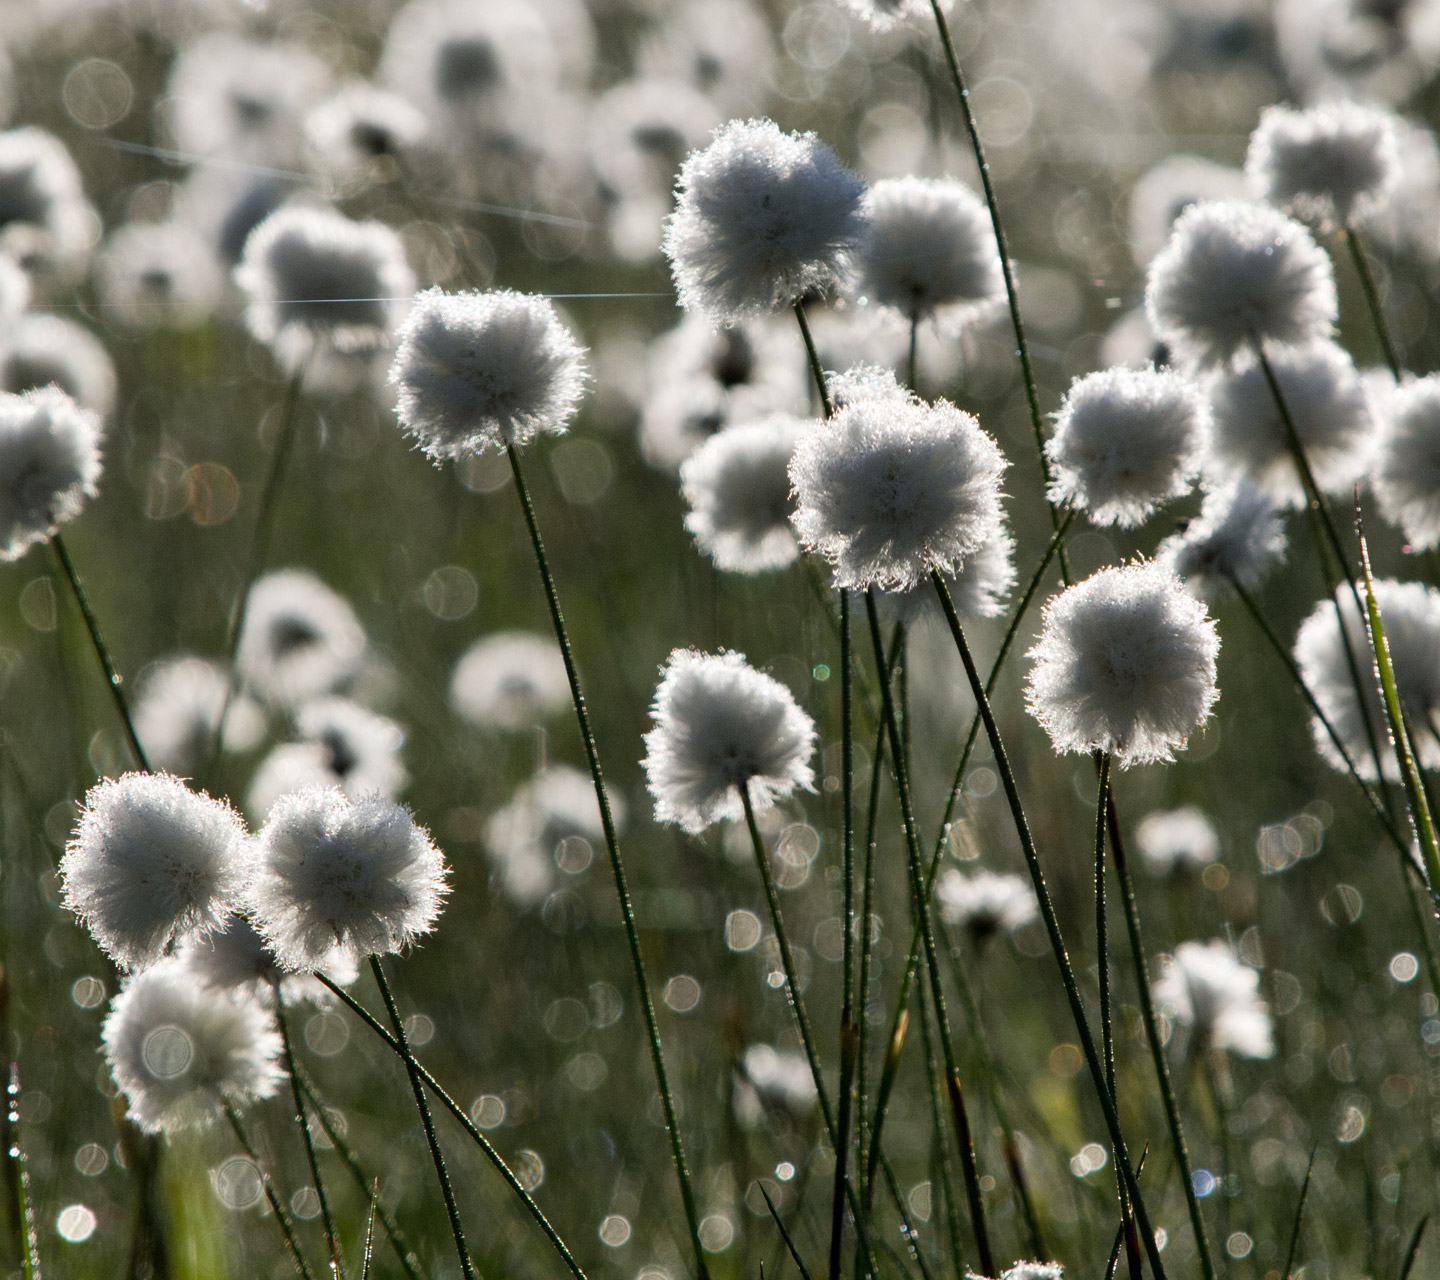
[830,588,857,1280]
[1343,225,1403,381]
[929,571,1166,1280]
[794,300,833,418]
[1107,782,1217,1280]
[50,534,150,773]
[907,317,919,394]
[224,1102,315,1280]
[275,1001,344,1279]
[369,956,476,1280]
[924,0,1069,584]
[504,439,708,1279]
[916,961,966,1278]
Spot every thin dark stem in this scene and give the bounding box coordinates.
[275,1001,343,1279]
[794,300,833,418]
[916,960,966,1278]
[907,317,919,393]
[1107,788,1217,1280]
[504,439,708,1279]
[1343,225,1403,381]
[50,534,150,773]
[369,956,476,1280]
[830,589,857,1280]
[316,972,589,1280]
[760,1182,815,1280]
[224,1103,316,1280]
[929,571,1166,1280]
[1400,1215,1430,1280]
[924,0,1069,584]
[1281,1145,1316,1279]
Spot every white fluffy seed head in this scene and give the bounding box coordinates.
[389,287,586,461]
[856,177,1002,325]
[1294,579,1440,782]
[304,82,429,189]
[1206,341,1373,507]
[0,127,97,283]
[1154,940,1274,1059]
[1246,101,1400,228]
[1026,561,1220,767]
[876,526,1016,625]
[1135,806,1220,875]
[1157,480,1288,599]
[681,414,813,574]
[0,313,116,419]
[1372,375,1440,550]
[237,569,367,708]
[838,0,954,31]
[935,869,1037,940]
[96,221,223,331]
[449,631,570,731]
[1128,154,1250,268]
[103,958,284,1135]
[1046,365,1209,527]
[663,118,867,323]
[643,649,816,834]
[236,205,414,366]
[1145,200,1337,369]
[250,787,449,972]
[61,773,251,971]
[789,390,1008,592]
[179,915,358,1006]
[0,385,101,562]
[133,656,265,777]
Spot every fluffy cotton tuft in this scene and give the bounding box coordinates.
[1372,375,1440,550]
[1128,154,1250,268]
[1046,366,1209,527]
[681,414,812,574]
[0,314,116,420]
[1026,562,1220,767]
[389,287,586,460]
[1146,200,1337,369]
[663,118,867,323]
[838,0,953,31]
[62,773,251,971]
[96,222,223,331]
[304,82,429,189]
[0,385,101,562]
[1207,341,1373,508]
[180,916,357,1006]
[450,631,570,731]
[1246,101,1400,227]
[1154,940,1274,1058]
[250,787,449,972]
[133,656,265,776]
[1135,806,1220,875]
[0,127,97,283]
[878,527,1016,625]
[1157,481,1288,599]
[936,869,1037,940]
[856,177,1002,325]
[237,570,367,708]
[1294,579,1440,782]
[644,649,816,834]
[102,958,284,1135]
[790,390,1008,591]
[236,205,414,365]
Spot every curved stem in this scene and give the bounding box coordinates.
[1342,225,1402,381]
[794,300,833,418]
[51,534,150,773]
[275,1001,343,1279]
[224,1102,315,1280]
[504,439,708,1278]
[369,956,475,1280]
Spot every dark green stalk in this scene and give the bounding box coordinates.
[503,439,707,1278]
[760,1182,815,1280]
[50,534,150,773]
[224,1102,316,1280]
[315,973,588,1280]
[929,571,1166,1280]
[923,0,1069,583]
[794,300,833,418]
[1342,225,1402,381]
[830,588,857,1280]
[907,317,919,394]
[369,957,475,1280]
[878,1157,935,1280]
[1107,784,1217,1280]
[915,981,966,1277]
[294,1073,422,1280]
[1281,1145,1316,1279]
[1400,1215,1429,1280]
[275,1001,343,1279]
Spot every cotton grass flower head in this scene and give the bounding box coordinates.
[237,569,367,708]
[1046,365,1209,528]
[1135,805,1220,875]
[1246,101,1401,228]
[0,385,101,562]
[1157,480,1288,599]
[1145,200,1337,369]
[236,206,414,369]
[936,869,1038,942]
[250,787,448,972]
[0,127,97,283]
[790,388,1008,591]
[1372,375,1440,549]
[739,1043,818,1116]
[450,631,569,732]
[102,958,284,1135]
[179,916,358,1007]
[1129,155,1249,267]
[1293,579,1440,781]
[1154,939,1274,1058]
[389,287,586,461]
[1026,561,1220,767]
[663,119,867,323]
[856,177,1002,325]
[839,0,954,31]
[644,649,816,834]
[133,656,265,776]
[0,313,116,419]
[304,83,428,192]
[96,222,223,331]
[876,525,1016,626]
[638,0,776,116]
[1207,341,1373,508]
[681,415,813,574]
[61,773,250,971]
